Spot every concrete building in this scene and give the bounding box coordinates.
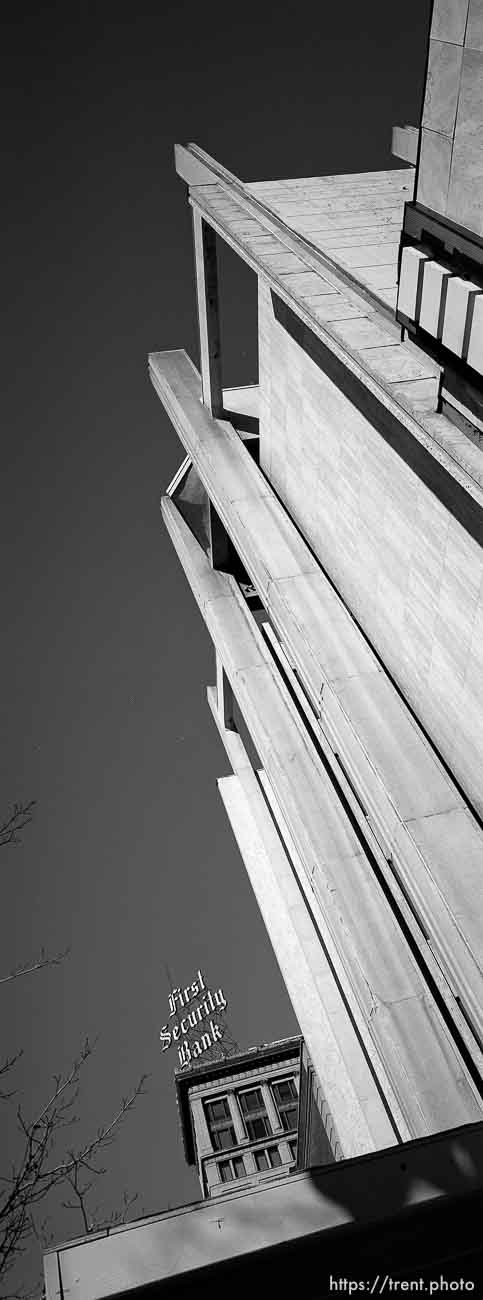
[153,0,483,1157]
[44,1,483,1294]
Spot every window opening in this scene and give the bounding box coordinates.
[205,1097,237,1151]
[238,1087,272,1141]
[219,1154,246,1182]
[254,1146,283,1171]
[271,1078,298,1132]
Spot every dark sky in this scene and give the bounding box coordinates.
[1,0,430,1287]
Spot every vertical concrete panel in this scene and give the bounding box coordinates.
[397,246,428,319]
[430,0,469,42]
[467,292,483,372]
[442,277,481,355]
[417,127,453,213]
[446,47,483,236]
[419,261,452,337]
[422,39,463,136]
[466,0,483,49]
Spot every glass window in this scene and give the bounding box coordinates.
[240,1088,263,1113]
[271,1078,298,1132]
[219,1155,246,1183]
[205,1097,236,1152]
[255,1150,269,1171]
[238,1087,272,1141]
[273,1080,296,1104]
[288,1140,297,1162]
[268,1146,282,1167]
[208,1098,230,1123]
[255,1146,282,1171]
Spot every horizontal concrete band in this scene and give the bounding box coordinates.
[150,349,483,1053]
[44,1120,483,1300]
[161,491,481,1137]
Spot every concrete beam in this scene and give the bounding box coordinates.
[215,654,235,730]
[392,125,419,165]
[175,142,218,186]
[192,209,223,416]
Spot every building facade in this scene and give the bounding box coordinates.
[174,1037,306,1199]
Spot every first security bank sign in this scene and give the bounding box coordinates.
[160,970,228,1068]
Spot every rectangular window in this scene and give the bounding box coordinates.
[254,1146,283,1171]
[219,1155,246,1183]
[271,1078,298,1132]
[205,1097,236,1152]
[254,1149,268,1171]
[238,1087,272,1141]
[269,1146,282,1167]
[288,1140,297,1162]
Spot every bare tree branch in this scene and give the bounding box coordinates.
[0,1053,24,1104]
[0,805,36,851]
[0,950,70,989]
[0,803,147,1297]
[0,1043,147,1291]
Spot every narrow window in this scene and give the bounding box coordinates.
[218,1155,246,1182]
[268,1146,282,1168]
[254,1146,282,1171]
[238,1087,272,1141]
[271,1078,298,1132]
[254,1149,269,1171]
[205,1097,236,1151]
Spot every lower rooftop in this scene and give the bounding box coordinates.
[44,1121,483,1299]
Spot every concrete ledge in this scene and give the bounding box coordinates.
[44,1122,483,1299]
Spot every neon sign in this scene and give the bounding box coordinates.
[160,969,228,1068]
